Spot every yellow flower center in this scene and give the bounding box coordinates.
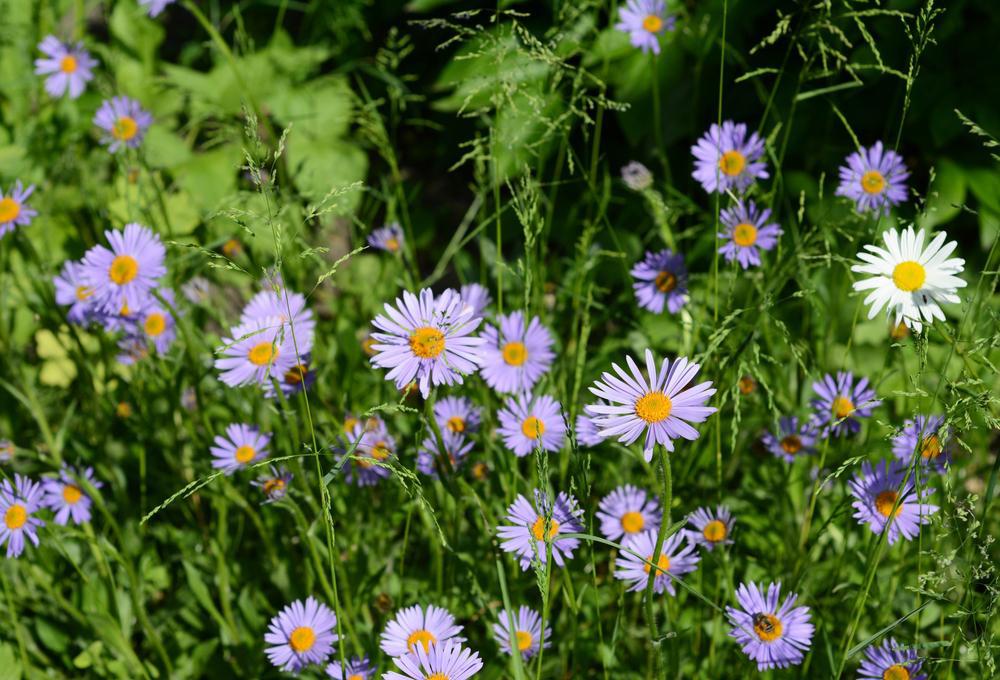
[144,312,166,337]
[832,396,854,420]
[702,519,728,543]
[60,55,78,73]
[409,327,445,359]
[0,197,21,223]
[4,504,27,530]
[263,478,285,496]
[344,417,359,433]
[235,445,256,464]
[516,630,534,651]
[472,462,488,480]
[875,490,902,518]
[635,391,672,424]
[502,341,528,366]
[75,285,93,301]
[892,260,926,292]
[385,237,400,252]
[347,675,363,680]
[62,485,83,505]
[732,222,758,247]
[882,664,911,680]
[738,376,756,394]
[780,435,802,455]
[116,402,132,418]
[521,416,546,439]
[372,442,391,461]
[861,170,886,195]
[642,14,664,33]
[284,364,308,385]
[427,675,448,680]
[446,416,466,433]
[406,629,437,653]
[920,434,942,460]
[248,342,276,366]
[643,553,670,575]
[112,116,139,141]
[120,301,131,317]
[361,337,378,356]
[655,270,677,293]
[108,255,139,285]
[752,613,783,642]
[620,511,645,534]
[718,150,746,176]
[288,626,315,653]
[531,516,559,541]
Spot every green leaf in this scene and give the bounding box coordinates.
[264,76,354,142]
[287,139,368,209]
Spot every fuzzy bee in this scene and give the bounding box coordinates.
[752,613,776,635]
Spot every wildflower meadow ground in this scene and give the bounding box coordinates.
[1,0,999,678]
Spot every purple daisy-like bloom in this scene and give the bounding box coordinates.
[0,474,45,559]
[892,415,952,472]
[417,431,474,478]
[94,96,153,153]
[615,530,700,595]
[251,466,293,504]
[857,638,927,680]
[497,489,584,570]
[575,410,606,447]
[367,222,404,253]
[587,349,717,462]
[380,604,465,658]
[0,181,37,239]
[54,259,98,324]
[631,248,689,314]
[81,223,166,314]
[434,396,481,436]
[214,316,298,388]
[848,460,939,545]
[384,641,483,680]
[41,466,101,526]
[496,394,566,457]
[809,371,881,438]
[685,505,734,551]
[241,287,315,357]
[718,200,782,269]
[338,422,395,487]
[140,0,176,17]
[263,358,315,399]
[691,120,769,194]
[727,582,814,671]
[0,440,14,464]
[34,36,97,99]
[264,597,338,673]
[761,416,818,463]
[836,141,909,215]
[615,0,676,55]
[210,423,271,475]
[493,606,551,660]
[479,312,555,394]
[133,289,177,355]
[325,655,374,679]
[370,288,484,399]
[595,484,660,542]
[459,283,491,318]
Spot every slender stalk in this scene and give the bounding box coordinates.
[643,447,673,678]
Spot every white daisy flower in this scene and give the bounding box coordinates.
[851,226,966,332]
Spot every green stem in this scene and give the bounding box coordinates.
[643,447,672,678]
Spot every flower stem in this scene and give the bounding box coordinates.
[644,447,673,677]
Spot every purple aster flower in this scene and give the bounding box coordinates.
[0,440,14,464]
[621,161,653,191]
[132,289,177,355]
[264,597,338,673]
[615,0,676,55]
[492,606,551,660]
[760,416,817,463]
[370,288,484,398]
[0,181,37,239]
[380,604,465,657]
[241,287,316,357]
[325,655,374,679]
[34,36,97,99]
[615,530,700,595]
[480,311,555,394]
[595,484,660,542]
[0,474,45,559]
[727,582,814,671]
[434,396,481,435]
[116,335,151,365]
[848,460,939,545]
[54,259,98,324]
[496,394,566,457]
[81,223,166,314]
[809,371,881,438]
[210,423,271,475]
[384,641,483,680]
[892,415,952,472]
[586,349,717,462]
[41,466,101,526]
[368,222,404,253]
[685,505,734,551]
[337,422,395,487]
[691,120,769,194]
[94,96,152,153]
[631,249,689,314]
[497,489,584,570]
[459,283,491,317]
[181,276,211,304]
[263,358,315,399]
[140,0,176,16]
[417,431,473,478]
[251,466,293,504]
[718,199,782,269]
[857,638,927,680]
[836,141,909,215]
[575,410,606,447]
[214,316,298,388]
